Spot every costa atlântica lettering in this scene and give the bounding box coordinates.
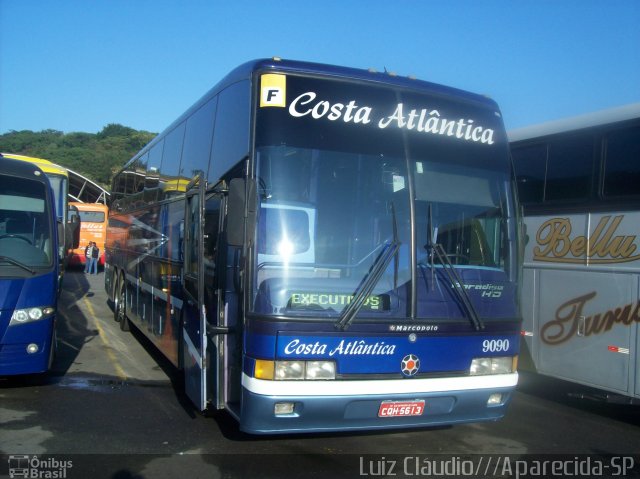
[288,92,496,145]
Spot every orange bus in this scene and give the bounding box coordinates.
[68,202,108,267]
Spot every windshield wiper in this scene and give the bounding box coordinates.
[0,256,37,275]
[336,202,400,331]
[429,244,484,331]
[425,204,484,331]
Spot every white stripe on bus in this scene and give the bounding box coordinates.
[242,372,518,397]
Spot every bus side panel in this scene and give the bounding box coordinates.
[109,204,183,368]
[636,279,640,398]
[524,212,639,397]
[519,267,537,371]
[536,268,633,394]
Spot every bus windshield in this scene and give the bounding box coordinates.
[251,75,517,322]
[0,175,54,272]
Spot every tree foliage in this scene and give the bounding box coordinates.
[0,124,156,188]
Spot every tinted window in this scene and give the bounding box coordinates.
[161,122,186,179]
[545,134,593,201]
[181,97,217,181]
[137,152,149,181]
[511,144,546,204]
[148,140,164,174]
[78,211,105,222]
[603,125,640,198]
[144,140,164,196]
[132,159,146,193]
[209,81,250,183]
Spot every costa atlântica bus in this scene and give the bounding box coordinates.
[105,58,522,433]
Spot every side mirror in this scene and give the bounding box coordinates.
[71,220,80,249]
[226,178,256,247]
[57,220,65,260]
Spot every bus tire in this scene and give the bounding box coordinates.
[116,275,130,332]
[112,269,121,322]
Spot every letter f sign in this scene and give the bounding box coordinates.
[260,74,287,107]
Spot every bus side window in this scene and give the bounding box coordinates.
[512,144,546,205]
[603,125,640,198]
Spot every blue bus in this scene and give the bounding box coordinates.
[0,156,60,375]
[105,58,522,434]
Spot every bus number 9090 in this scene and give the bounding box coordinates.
[482,339,510,353]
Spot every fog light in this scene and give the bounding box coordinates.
[274,402,295,416]
[487,393,503,406]
[26,343,39,354]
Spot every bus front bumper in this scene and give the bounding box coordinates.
[0,319,54,375]
[238,373,518,434]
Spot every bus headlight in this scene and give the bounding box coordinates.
[470,356,517,375]
[10,306,55,326]
[305,360,336,380]
[254,359,336,380]
[275,361,305,380]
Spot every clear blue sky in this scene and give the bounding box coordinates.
[1,0,639,134]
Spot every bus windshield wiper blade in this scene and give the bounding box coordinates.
[430,244,485,331]
[336,202,400,331]
[335,240,400,331]
[0,256,37,275]
[425,203,483,331]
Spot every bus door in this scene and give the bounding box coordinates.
[182,178,208,410]
[182,178,227,411]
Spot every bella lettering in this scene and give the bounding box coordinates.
[533,215,640,264]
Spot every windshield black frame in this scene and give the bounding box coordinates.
[250,73,518,323]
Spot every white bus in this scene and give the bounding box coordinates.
[510,103,640,400]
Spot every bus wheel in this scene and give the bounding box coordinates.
[113,271,121,322]
[116,276,130,332]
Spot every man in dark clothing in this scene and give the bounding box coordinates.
[84,242,94,273]
[89,242,99,274]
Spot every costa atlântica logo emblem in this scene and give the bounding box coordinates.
[401,354,420,377]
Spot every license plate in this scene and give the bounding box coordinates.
[378,400,425,417]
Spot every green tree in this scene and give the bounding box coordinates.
[0,125,156,188]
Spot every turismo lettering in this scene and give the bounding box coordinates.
[541,291,640,345]
[288,92,495,145]
[534,215,640,264]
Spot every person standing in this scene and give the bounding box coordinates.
[84,242,94,273]
[90,242,99,275]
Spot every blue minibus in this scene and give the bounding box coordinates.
[0,156,60,375]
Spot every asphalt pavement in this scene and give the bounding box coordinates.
[1,270,640,478]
